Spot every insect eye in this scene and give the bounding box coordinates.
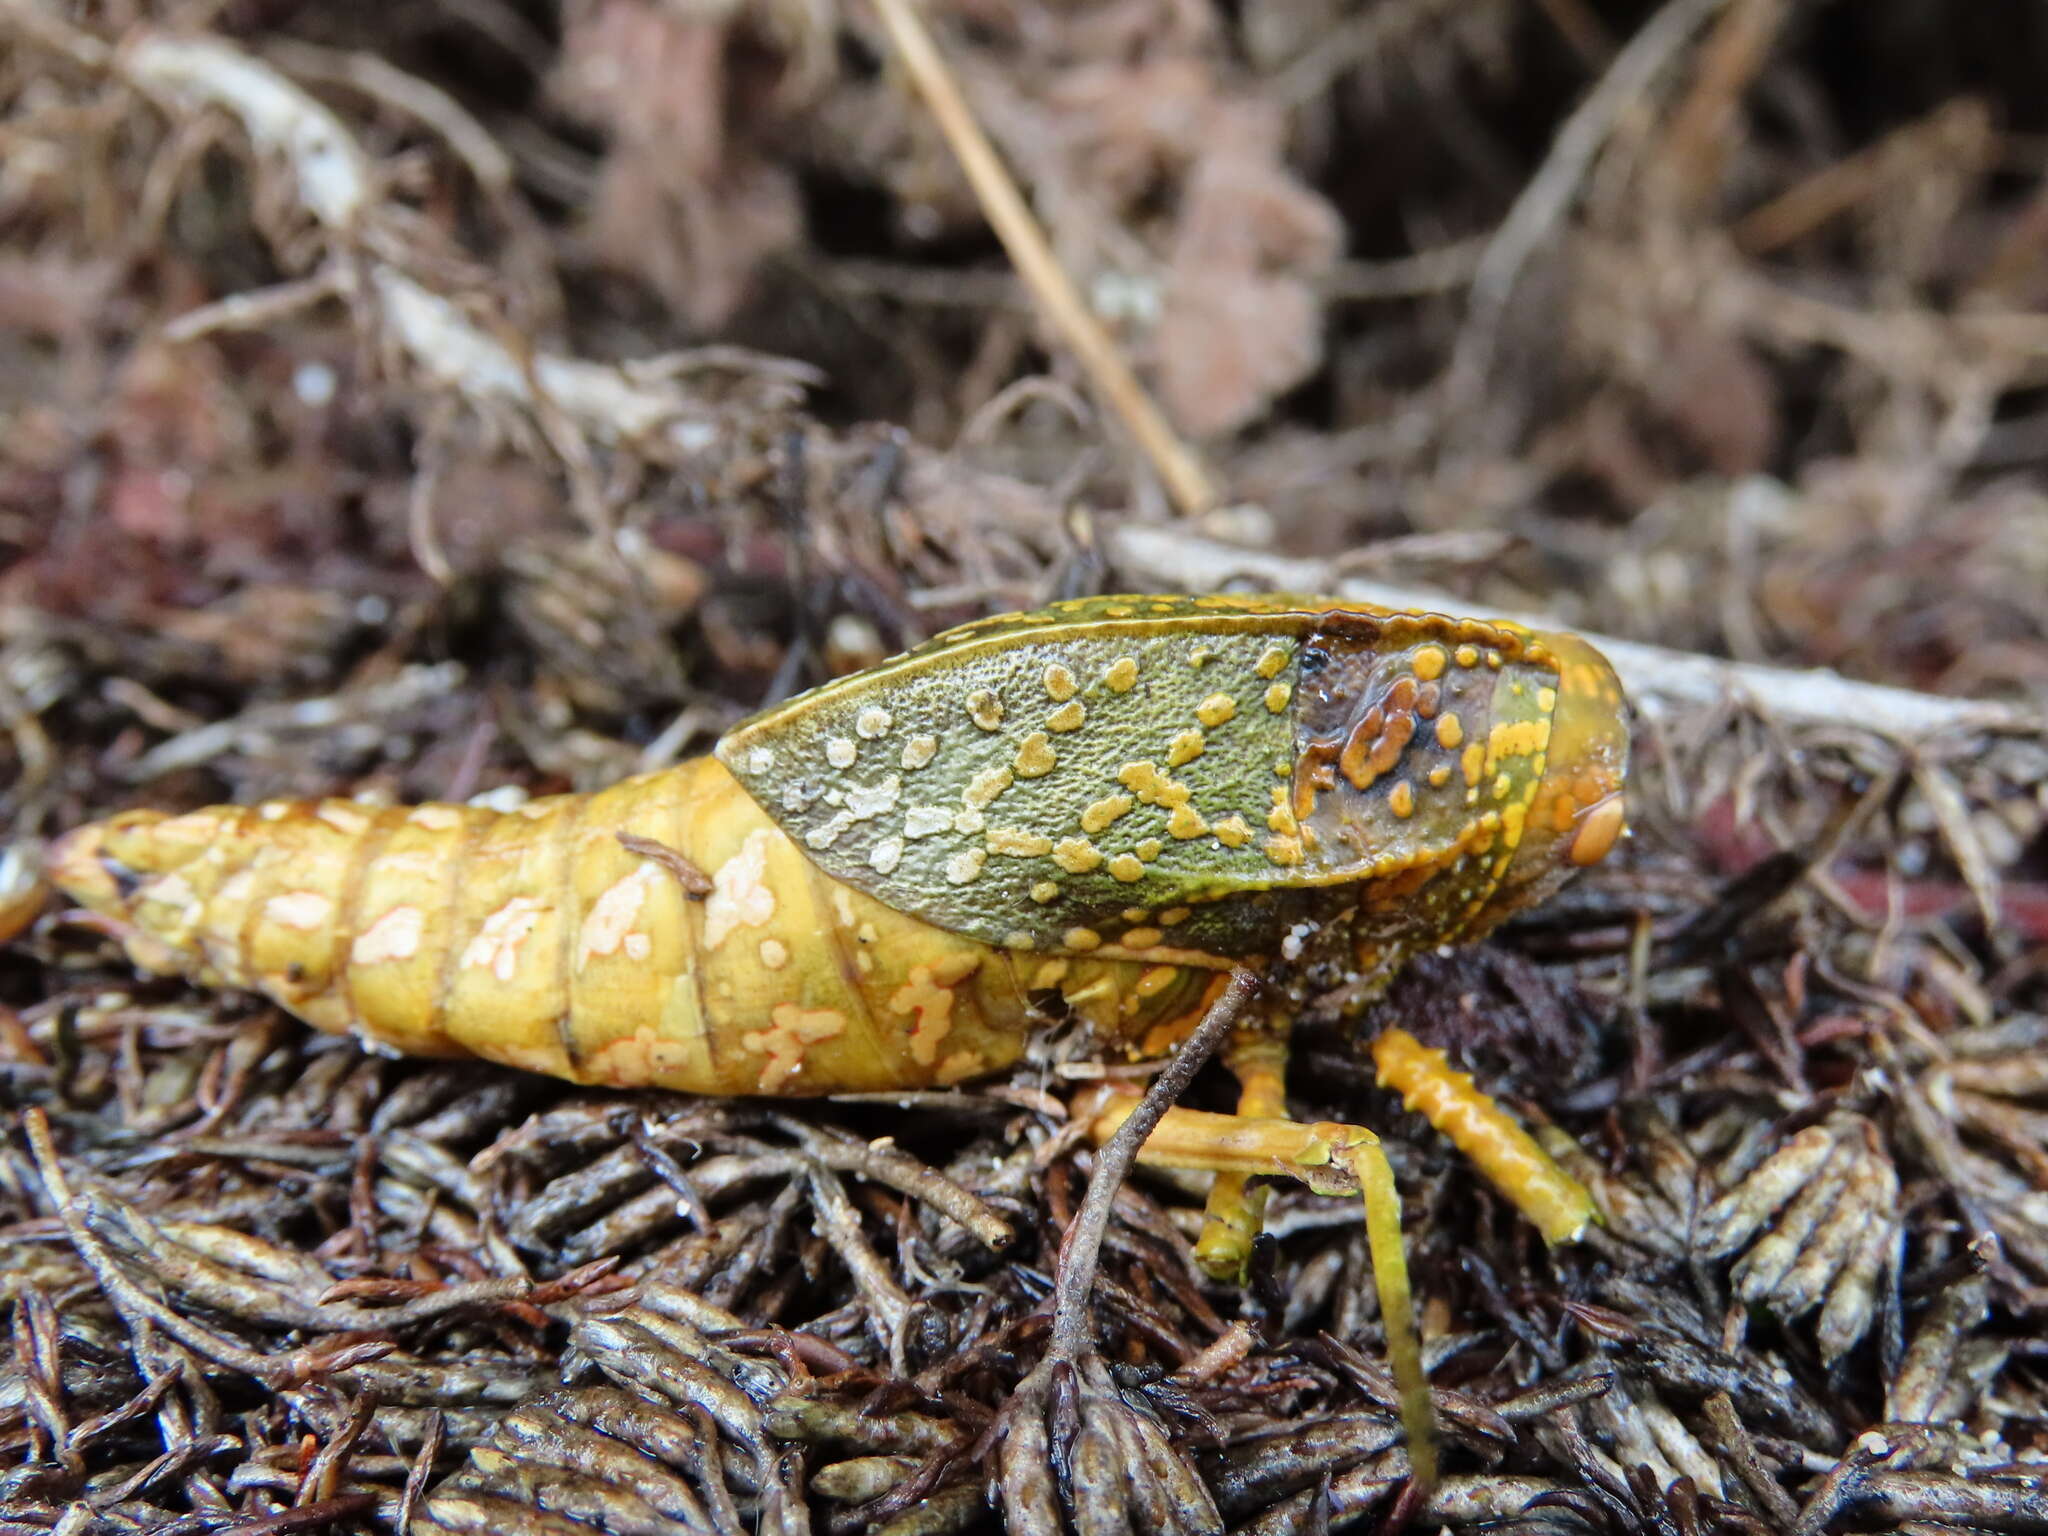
[1567,792,1627,867]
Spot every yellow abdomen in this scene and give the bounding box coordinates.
[46,758,1224,1094]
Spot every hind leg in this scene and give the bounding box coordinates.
[1079,1089,1438,1489]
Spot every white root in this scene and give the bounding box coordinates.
[118,31,723,455]
[1109,524,2040,741]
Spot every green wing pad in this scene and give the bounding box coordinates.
[717,601,1317,957]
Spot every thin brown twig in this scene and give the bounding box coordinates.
[868,0,1216,517]
[1441,0,1730,449]
[1048,968,1257,1362]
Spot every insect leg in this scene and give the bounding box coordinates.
[1191,1020,1291,1280]
[1076,1091,1439,1493]
[1370,1028,1594,1244]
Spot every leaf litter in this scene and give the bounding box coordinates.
[1,2,2046,1532]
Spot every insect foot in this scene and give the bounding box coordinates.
[998,1353,1223,1536]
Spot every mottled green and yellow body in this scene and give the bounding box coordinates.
[47,594,1627,1099]
[43,593,1631,1494]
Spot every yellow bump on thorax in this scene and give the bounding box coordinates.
[987,828,1053,857]
[1212,814,1252,848]
[1043,663,1079,701]
[1081,794,1133,833]
[1266,787,1300,837]
[1118,762,1192,809]
[1484,717,1552,772]
[1053,838,1103,874]
[1105,657,1139,692]
[967,690,1005,730]
[1014,733,1057,777]
[964,765,1014,809]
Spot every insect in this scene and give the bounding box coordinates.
[47,593,1628,1481]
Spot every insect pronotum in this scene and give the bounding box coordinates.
[47,593,1630,1484]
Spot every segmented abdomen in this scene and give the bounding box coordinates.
[46,758,1226,1094]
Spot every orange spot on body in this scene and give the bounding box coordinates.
[744,1005,847,1092]
[888,963,961,1065]
[1368,714,1415,776]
